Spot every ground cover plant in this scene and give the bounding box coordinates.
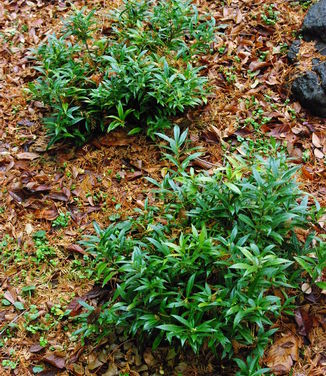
[1,0,326,374]
[27,0,215,146]
[79,127,325,374]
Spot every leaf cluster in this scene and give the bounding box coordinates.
[27,1,215,145]
[78,127,324,373]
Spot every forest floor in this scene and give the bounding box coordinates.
[0,0,325,375]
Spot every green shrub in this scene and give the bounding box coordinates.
[77,127,324,373]
[27,1,215,146]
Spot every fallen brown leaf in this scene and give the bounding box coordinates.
[66,244,88,256]
[43,354,66,369]
[312,133,322,148]
[126,171,143,181]
[0,311,8,323]
[34,207,58,220]
[314,148,324,159]
[16,152,40,160]
[301,166,314,180]
[248,60,270,72]
[295,307,313,336]
[4,290,16,305]
[265,333,301,375]
[29,344,44,353]
[102,363,118,376]
[48,192,69,202]
[143,348,156,367]
[66,297,86,317]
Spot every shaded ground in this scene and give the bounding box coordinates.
[0,0,325,375]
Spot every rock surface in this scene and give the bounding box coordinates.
[312,58,326,89]
[290,1,326,116]
[302,0,326,42]
[287,40,301,63]
[316,40,326,55]
[292,59,326,117]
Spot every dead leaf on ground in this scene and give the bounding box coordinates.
[29,344,44,353]
[94,131,136,147]
[193,158,217,169]
[16,152,40,160]
[66,244,88,256]
[34,206,58,220]
[265,333,301,375]
[66,297,86,317]
[0,311,8,323]
[43,354,66,369]
[66,285,111,317]
[126,171,143,181]
[314,149,324,159]
[295,307,313,336]
[17,119,35,127]
[87,353,103,370]
[301,283,312,295]
[301,166,314,180]
[248,60,270,72]
[143,348,156,367]
[48,192,69,202]
[4,290,16,305]
[102,363,119,376]
[312,133,322,149]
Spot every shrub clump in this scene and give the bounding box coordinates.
[79,127,324,373]
[27,0,215,145]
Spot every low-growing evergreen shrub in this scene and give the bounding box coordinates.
[27,0,215,145]
[78,127,324,373]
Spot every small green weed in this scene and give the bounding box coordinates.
[24,306,45,334]
[236,136,287,157]
[261,4,279,26]
[23,304,68,336]
[290,1,313,10]
[302,150,311,163]
[0,235,26,268]
[220,66,237,84]
[32,231,56,264]
[21,285,36,297]
[240,97,272,132]
[52,211,71,228]
[2,359,18,370]
[32,366,44,374]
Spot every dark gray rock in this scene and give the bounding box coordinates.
[312,58,326,90]
[292,68,326,117]
[290,1,326,116]
[302,0,326,43]
[287,40,301,63]
[315,40,326,55]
